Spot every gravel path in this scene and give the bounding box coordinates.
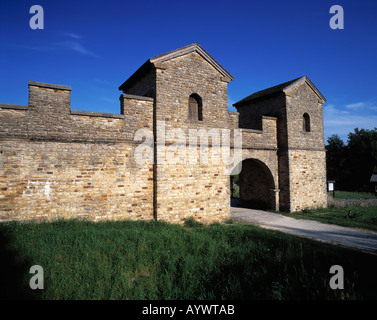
[231,206,377,255]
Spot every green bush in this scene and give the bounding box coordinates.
[344,209,362,220]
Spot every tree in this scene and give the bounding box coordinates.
[347,128,377,191]
[326,128,377,192]
[326,134,347,189]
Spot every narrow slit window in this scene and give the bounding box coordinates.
[188,94,202,121]
[303,113,311,132]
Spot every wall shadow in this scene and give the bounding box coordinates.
[0,227,36,300]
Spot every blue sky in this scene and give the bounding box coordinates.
[1,0,377,142]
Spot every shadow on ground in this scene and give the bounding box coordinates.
[0,229,35,299]
[231,198,270,210]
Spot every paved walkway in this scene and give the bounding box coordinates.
[231,206,377,255]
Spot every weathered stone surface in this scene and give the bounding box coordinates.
[235,77,327,212]
[0,44,328,223]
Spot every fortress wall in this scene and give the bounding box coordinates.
[285,82,327,211]
[0,63,328,222]
[155,51,230,132]
[241,116,277,149]
[155,145,231,224]
[235,94,291,211]
[0,139,154,222]
[288,149,328,211]
[152,51,233,222]
[0,81,154,222]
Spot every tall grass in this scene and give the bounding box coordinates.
[1,219,377,300]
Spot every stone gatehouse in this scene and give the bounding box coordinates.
[0,43,327,223]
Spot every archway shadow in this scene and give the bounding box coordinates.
[238,199,270,210]
[231,158,276,211]
[230,198,240,207]
[231,197,269,210]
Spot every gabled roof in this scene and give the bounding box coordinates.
[150,43,234,80]
[119,43,234,92]
[233,76,326,107]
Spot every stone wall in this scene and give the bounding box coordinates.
[154,51,231,132]
[0,139,153,221]
[153,51,234,222]
[285,82,327,211]
[241,116,277,149]
[121,68,156,98]
[235,80,327,212]
[155,145,231,223]
[235,93,290,210]
[288,150,327,211]
[149,51,282,221]
[0,47,328,223]
[0,81,154,222]
[285,83,325,150]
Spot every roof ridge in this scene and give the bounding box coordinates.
[234,76,304,105]
[234,75,326,106]
[119,43,234,92]
[150,43,234,80]
[149,43,199,62]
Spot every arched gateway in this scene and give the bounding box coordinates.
[231,158,278,211]
[239,158,276,210]
[0,43,327,224]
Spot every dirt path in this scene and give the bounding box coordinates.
[231,206,377,255]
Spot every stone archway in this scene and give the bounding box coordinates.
[238,158,277,210]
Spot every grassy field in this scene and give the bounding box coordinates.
[333,191,376,199]
[1,218,377,300]
[283,206,377,232]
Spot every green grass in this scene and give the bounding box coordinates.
[282,206,377,232]
[1,219,377,300]
[334,191,376,199]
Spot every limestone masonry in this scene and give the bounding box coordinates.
[0,43,327,223]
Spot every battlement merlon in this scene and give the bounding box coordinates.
[0,81,155,141]
[1,81,154,119]
[28,80,71,91]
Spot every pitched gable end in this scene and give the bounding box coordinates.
[150,43,234,81]
[283,76,326,103]
[234,76,326,106]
